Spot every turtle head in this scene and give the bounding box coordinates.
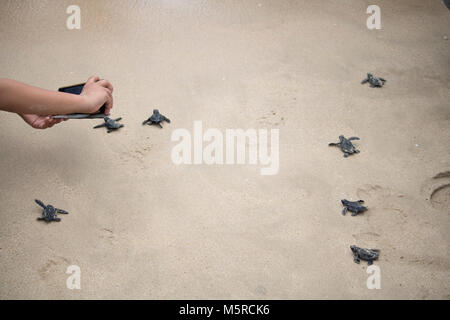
[367,73,373,79]
[338,135,345,141]
[350,245,358,253]
[153,109,160,115]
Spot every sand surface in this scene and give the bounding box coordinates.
[0,0,449,299]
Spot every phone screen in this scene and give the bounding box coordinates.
[58,83,85,95]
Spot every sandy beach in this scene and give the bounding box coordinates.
[0,0,449,299]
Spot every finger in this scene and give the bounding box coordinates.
[41,118,53,129]
[101,87,113,114]
[104,87,112,97]
[104,91,113,115]
[45,117,62,127]
[45,120,59,128]
[86,76,100,85]
[97,79,113,92]
[38,122,48,129]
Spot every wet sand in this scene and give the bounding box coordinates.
[0,0,449,299]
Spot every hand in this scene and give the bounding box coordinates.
[80,76,114,115]
[20,114,66,129]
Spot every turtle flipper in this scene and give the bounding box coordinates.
[114,118,122,122]
[342,207,348,216]
[348,137,359,141]
[93,123,107,129]
[158,123,163,128]
[367,260,373,266]
[328,142,339,147]
[56,208,68,214]
[35,199,46,209]
[163,117,171,123]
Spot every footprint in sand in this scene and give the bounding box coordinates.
[422,170,450,212]
[258,110,285,126]
[398,253,450,273]
[352,232,380,242]
[430,184,450,211]
[356,184,391,201]
[356,184,407,221]
[99,228,118,245]
[429,171,450,211]
[117,137,153,169]
[38,256,70,280]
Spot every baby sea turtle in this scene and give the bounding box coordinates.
[35,199,68,222]
[361,73,386,88]
[142,109,170,128]
[93,117,124,133]
[341,199,367,216]
[350,245,380,265]
[329,135,360,157]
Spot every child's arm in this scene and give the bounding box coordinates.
[0,76,113,116]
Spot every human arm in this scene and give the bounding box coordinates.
[0,76,113,116]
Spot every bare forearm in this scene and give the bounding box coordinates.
[0,79,88,115]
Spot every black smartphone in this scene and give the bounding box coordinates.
[52,83,106,119]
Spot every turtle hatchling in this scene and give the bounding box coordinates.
[341,199,367,216]
[35,199,68,222]
[329,135,360,157]
[142,109,170,128]
[350,245,380,265]
[93,117,124,133]
[361,73,386,88]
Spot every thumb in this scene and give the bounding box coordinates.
[85,76,100,85]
